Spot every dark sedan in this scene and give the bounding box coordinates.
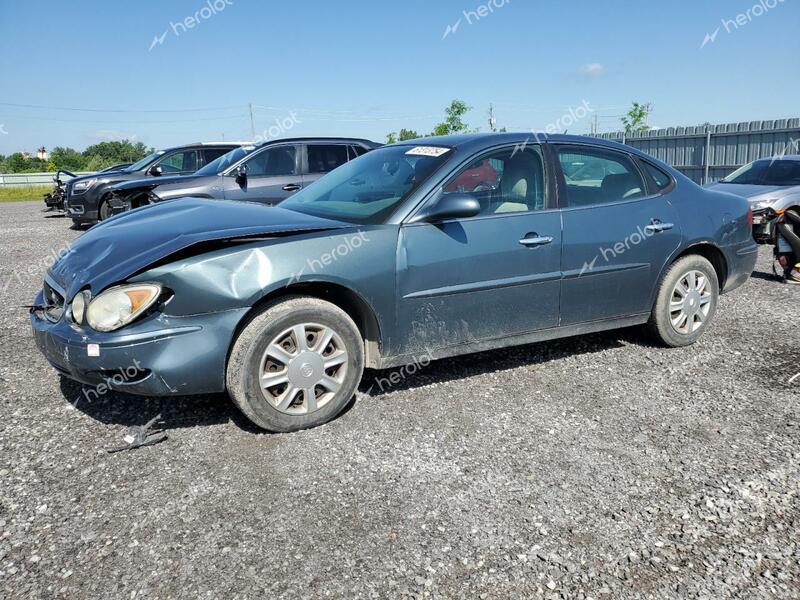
[63,141,244,225]
[31,133,757,432]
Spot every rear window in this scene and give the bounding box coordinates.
[642,161,672,190]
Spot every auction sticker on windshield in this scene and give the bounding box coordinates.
[406,146,451,157]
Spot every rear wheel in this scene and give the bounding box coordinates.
[226,296,364,432]
[648,255,719,347]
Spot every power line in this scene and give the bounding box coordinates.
[0,101,243,113]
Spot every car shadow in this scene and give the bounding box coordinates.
[60,327,636,433]
[358,328,634,398]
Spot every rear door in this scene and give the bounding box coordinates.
[555,144,682,325]
[397,144,562,354]
[223,143,303,205]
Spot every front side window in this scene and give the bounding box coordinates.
[280,145,450,224]
[158,150,199,174]
[558,146,645,207]
[245,146,298,177]
[307,144,349,174]
[440,146,546,215]
[124,150,164,173]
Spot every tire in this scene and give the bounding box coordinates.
[647,255,719,347]
[226,296,364,432]
[98,197,111,221]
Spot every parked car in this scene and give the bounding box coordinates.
[105,138,379,217]
[63,142,245,225]
[99,163,133,173]
[706,155,800,243]
[31,133,757,433]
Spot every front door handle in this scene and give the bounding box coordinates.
[645,219,675,234]
[283,184,302,192]
[519,234,554,247]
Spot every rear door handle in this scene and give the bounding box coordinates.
[645,219,674,234]
[283,184,302,192]
[519,234,554,247]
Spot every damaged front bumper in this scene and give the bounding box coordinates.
[31,289,248,396]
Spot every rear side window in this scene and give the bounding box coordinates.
[203,147,232,165]
[641,161,672,190]
[307,144,349,174]
[557,146,645,207]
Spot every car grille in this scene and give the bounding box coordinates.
[42,278,66,323]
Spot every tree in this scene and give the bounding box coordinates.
[432,100,472,136]
[82,140,150,164]
[50,146,87,171]
[621,102,652,134]
[385,128,420,144]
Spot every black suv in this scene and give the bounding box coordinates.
[64,142,244,225]
[106,138,380,216]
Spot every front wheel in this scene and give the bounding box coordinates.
[98,197,112,221]
[226,296,364,432]
[648,255,719,347]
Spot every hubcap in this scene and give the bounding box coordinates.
[669,270,713,334]
[258,323,349,415]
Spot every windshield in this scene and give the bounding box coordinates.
[280,145,451,224]
[194,146,254,176]
[721,159,800,186]
[123,150,164,173]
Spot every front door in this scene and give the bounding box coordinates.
[554,144,682,325]
[397,144,562,355]
[223,143,304,205]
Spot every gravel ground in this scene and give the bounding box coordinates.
[1,200,798,599]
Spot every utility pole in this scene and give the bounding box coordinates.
[248,103,256,140]
[592,112,599,135]
[488,103,497,132]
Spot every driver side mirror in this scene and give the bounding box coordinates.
[148,165,163,177]
[409,192,481,224]
[234,164,247,185]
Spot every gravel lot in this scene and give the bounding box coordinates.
[1,200,798,599]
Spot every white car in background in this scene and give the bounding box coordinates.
[706,156,800,243]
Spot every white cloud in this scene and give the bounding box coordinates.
[579,63,605,77]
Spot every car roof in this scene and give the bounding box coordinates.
[249,137,381,148]
[754,154,800,162]
[396,132,642,154]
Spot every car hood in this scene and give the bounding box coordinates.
[49,198,350,298]
[705,182,788,199]
[113,174,204,192]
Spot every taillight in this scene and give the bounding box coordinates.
[747,208,753,227]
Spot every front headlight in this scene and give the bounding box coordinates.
[71,178,97,195]
[85,283,162,332]
[71,291,88,324]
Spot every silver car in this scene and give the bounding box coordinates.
[706,155,800,243]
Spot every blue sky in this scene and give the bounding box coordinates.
[0,0,797,154]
